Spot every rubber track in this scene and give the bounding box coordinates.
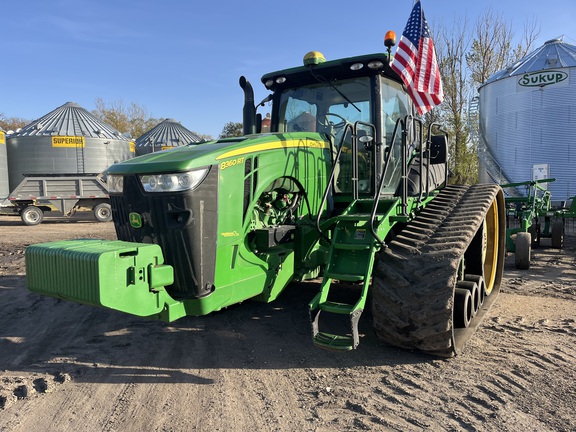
[371,184,503,357]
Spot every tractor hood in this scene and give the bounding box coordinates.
[106,132,329,175]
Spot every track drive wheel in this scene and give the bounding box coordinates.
[480,195,503,296]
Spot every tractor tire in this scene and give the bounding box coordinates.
[94,203,112,223]
[371,184,505,357]
[515,232,531,270]
[21,206,44,226]
[551,221,564,249]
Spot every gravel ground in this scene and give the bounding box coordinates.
[0,214,574,431]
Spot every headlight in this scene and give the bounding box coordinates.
[108,174,124,193]
[139,168,209,193]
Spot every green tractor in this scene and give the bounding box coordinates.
[26,50,506,357]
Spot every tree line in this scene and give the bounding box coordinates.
[430,8,539,184]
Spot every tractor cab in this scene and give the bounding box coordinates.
[251,52,414,202]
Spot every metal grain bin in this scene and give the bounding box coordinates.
[135,118,202,156]
[478,38,576,200]
[0,129,9,199]
[6,102,135,191]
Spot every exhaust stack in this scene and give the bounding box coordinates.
[239,76,256,136]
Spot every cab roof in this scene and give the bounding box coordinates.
[261,53,402,91]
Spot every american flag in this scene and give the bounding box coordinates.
[391,0,444,115]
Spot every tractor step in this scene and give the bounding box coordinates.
[309,304,363,351]
[312,331,356,351]
[332,243,371,251]
[324,272,365,282]
[309,198,386,351]
[336,213,372,221]
[319,300,355,314]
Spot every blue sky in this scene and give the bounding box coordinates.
[2,0,575,138]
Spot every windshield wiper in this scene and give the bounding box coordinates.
[307,67,361,112]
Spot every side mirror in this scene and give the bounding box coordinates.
[430,135,447,165]
[359,134,374,151]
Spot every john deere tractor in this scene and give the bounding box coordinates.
[26,50,505,357]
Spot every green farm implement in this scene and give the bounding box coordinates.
[502,178,565,269]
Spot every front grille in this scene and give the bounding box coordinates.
[110,167,218,299]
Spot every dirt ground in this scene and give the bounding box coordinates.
[0,213,574,431]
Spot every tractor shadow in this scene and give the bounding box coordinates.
[0,275,443,385]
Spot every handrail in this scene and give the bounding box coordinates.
[368,117,406,248]
[367,117,448,249]
[352,120,377,200]
[315,124,354,243]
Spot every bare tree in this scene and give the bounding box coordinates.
[435,17,478,184]
[92,98,160,139]
[0,113,30,132]
[466,8,540,89]
[428,9,540,185]
[512,18,541,61]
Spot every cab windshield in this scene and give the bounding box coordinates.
[277,77,372,193]
[275,75,412,195]
[277,77,371,141]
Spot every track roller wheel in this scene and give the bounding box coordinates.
[454,288,472,328]
[456,280,480,317]
[464,274,486,305]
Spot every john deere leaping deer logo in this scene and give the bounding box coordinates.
[129,212,142,228]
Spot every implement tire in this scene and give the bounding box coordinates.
[551,221,564,249]
[515,232,531,270]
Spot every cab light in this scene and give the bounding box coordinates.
[350,62,364,71]
[384,30,397,48]
[368,61,384,70]
[139,168,209,193]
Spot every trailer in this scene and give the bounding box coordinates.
[0,173,112,225]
